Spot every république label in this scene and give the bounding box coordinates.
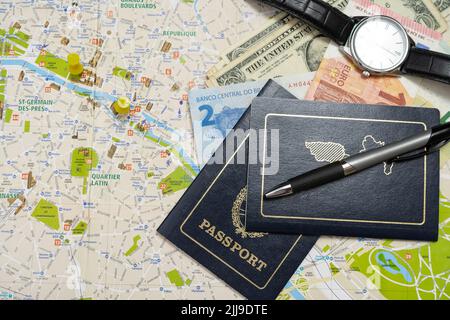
[162,30,197,37]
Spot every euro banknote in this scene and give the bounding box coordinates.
[305,0,450,105]
[190,72,315,165]
[306,0,450,199]
[304,51,420,105]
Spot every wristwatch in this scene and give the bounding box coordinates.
[260,0,450,84]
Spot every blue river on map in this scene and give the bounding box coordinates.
[283,281,305,300]
[375,251,413,283]
[0,58,200,174]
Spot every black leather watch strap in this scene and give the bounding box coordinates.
[260,0,355,45]
[401,47,450,84]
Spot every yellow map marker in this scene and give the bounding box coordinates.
[112,96,131,115]
[67,53,84,76]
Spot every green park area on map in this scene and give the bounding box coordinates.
[349,198,450,299]
[158,166,193,195]
[31,199,60,230]
[113,66,132,80]
[70,147,99,176]
[166,269,191,287]
[0,27,30,56]
[124,235,142,257]
[70,147,99,194]
[0,69,7,102]
[72,221,88,235]
[35,52,69,78]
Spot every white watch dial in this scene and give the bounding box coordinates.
[351,16,410,73]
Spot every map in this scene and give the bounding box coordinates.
[305,135,394,176]
[0,0,448,300]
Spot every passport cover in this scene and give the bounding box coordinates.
[157,81,318,299]
[246,98,440,241]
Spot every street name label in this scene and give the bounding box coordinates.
[120,0,156,9]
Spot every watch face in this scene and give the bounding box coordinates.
[350,16,410,73]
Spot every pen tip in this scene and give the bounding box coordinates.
[264,183,293,199]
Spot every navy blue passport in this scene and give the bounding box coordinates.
[246,98,440,241]
[157,81,317,300]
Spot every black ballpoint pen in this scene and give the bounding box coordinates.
[265,122,450,199]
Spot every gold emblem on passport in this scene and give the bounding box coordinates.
[232,187,267,239]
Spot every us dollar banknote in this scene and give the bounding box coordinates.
[206,0,349,87]
[190,73,315,165]
[206,12,296,77]
[224,13,293,63]
[433,0,450,17]
[348,0,450,52]
[369,0,447,32]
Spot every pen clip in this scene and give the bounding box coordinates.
[393,138,450,163]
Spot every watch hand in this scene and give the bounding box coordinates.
[379,45,398,57]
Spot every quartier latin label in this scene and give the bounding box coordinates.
[198,219,268,271]
[90,173,121,186]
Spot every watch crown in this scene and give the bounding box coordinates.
[362,70,371,78]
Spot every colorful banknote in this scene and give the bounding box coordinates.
[366,0,447,32]
[306,0,450,206]
[305,0,450,105]
[349,0,449,52]
[190,73,315,165]
[304,53,419,105]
